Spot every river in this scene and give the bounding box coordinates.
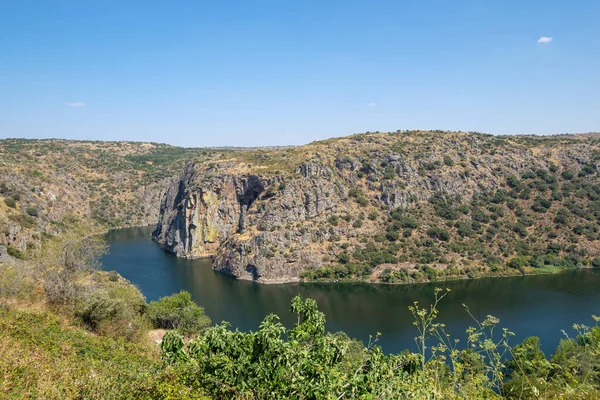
[102,226,600,354]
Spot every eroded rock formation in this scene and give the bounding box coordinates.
[153,131,600,284]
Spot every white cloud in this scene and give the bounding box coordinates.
[537,36,552,44]
[65,101,86,107]
[367,102,377,107]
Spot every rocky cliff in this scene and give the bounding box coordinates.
[0,139,209,253]
[154,130,600,284]
[153,161,343,282]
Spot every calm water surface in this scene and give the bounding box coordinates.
[102,227,600,354]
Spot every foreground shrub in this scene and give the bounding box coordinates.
[39,228,108,304]
[147,291,211,335]
[44,269,81,304]
[0,309,208,399]
[160,292,600,399]
[0,263,34,300]
[78,286,148,341]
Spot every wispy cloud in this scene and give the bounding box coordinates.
[367,102,377,107]
[65,101,86,107]
[537,36,552,44]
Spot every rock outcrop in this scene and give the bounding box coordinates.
[153,161,345,282]
[153,130,600,284]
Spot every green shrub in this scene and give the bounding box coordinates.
[561,169,574,180]
[506,256,529,269]
[0,263,34,300]
[8,213,37,229]
[78,286,148,341]
[427,227,450,241]
[338,252,351,264]
[108,270,120,282]
[147,291,211,335]
[456,221,474,237]
[26,207,38,217]
[4,197,16,208]
[6,245,24,260]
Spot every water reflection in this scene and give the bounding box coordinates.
[103,227,600,354]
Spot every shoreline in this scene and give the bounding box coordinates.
[112,226,596,287]
[237,267,586,286]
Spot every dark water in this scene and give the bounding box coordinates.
[102,227,600,354]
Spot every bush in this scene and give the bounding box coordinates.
[0,263,34,300]
[6,245,25,260]
[147,291,211,336]
[108,270,120,282]
[561,170,574,180]
[8,213,37,229]
[435,204,459,220]
[78,287,148,341]
[26,207,38,217]
[4,197,16,208]
[506,256,529,269]
[44,270,80,304]
[427,227,450,241]
[456,221,474,238]
[338,252,351,264]
[531,196,552,213]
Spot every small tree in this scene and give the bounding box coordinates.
[147,291,211,335]
[37,227,108,304]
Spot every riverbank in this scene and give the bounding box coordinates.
[298,265,583,286]
[103,227,600,356]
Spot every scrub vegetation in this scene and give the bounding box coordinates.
[1,231,600,399]
[2,131,600,397]
[4,132,600,284]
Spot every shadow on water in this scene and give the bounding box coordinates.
[103,227,600,354]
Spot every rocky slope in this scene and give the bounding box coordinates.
[154,130,600,283]
[0,139,210,254]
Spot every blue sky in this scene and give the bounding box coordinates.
[1,1,598,147]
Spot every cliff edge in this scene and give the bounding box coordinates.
[153,130,600,283]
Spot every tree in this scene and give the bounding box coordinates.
[37,226,108,304]
[146,291,211,335]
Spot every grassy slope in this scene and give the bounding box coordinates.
[0,306,211,399]
[0,139,215,253]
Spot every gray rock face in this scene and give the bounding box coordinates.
[152,148,543,282]
[153,162,343,282]
[0,245,17,264]
[152,164,263,259]
[153,132,600,283]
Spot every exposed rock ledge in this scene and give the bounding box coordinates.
[152,162,342,283]
[152,131,600,284]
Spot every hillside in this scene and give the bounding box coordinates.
[3,131,600,285]
[153,130,600,283]
[0,139,214,254]
[3,131,600,399]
